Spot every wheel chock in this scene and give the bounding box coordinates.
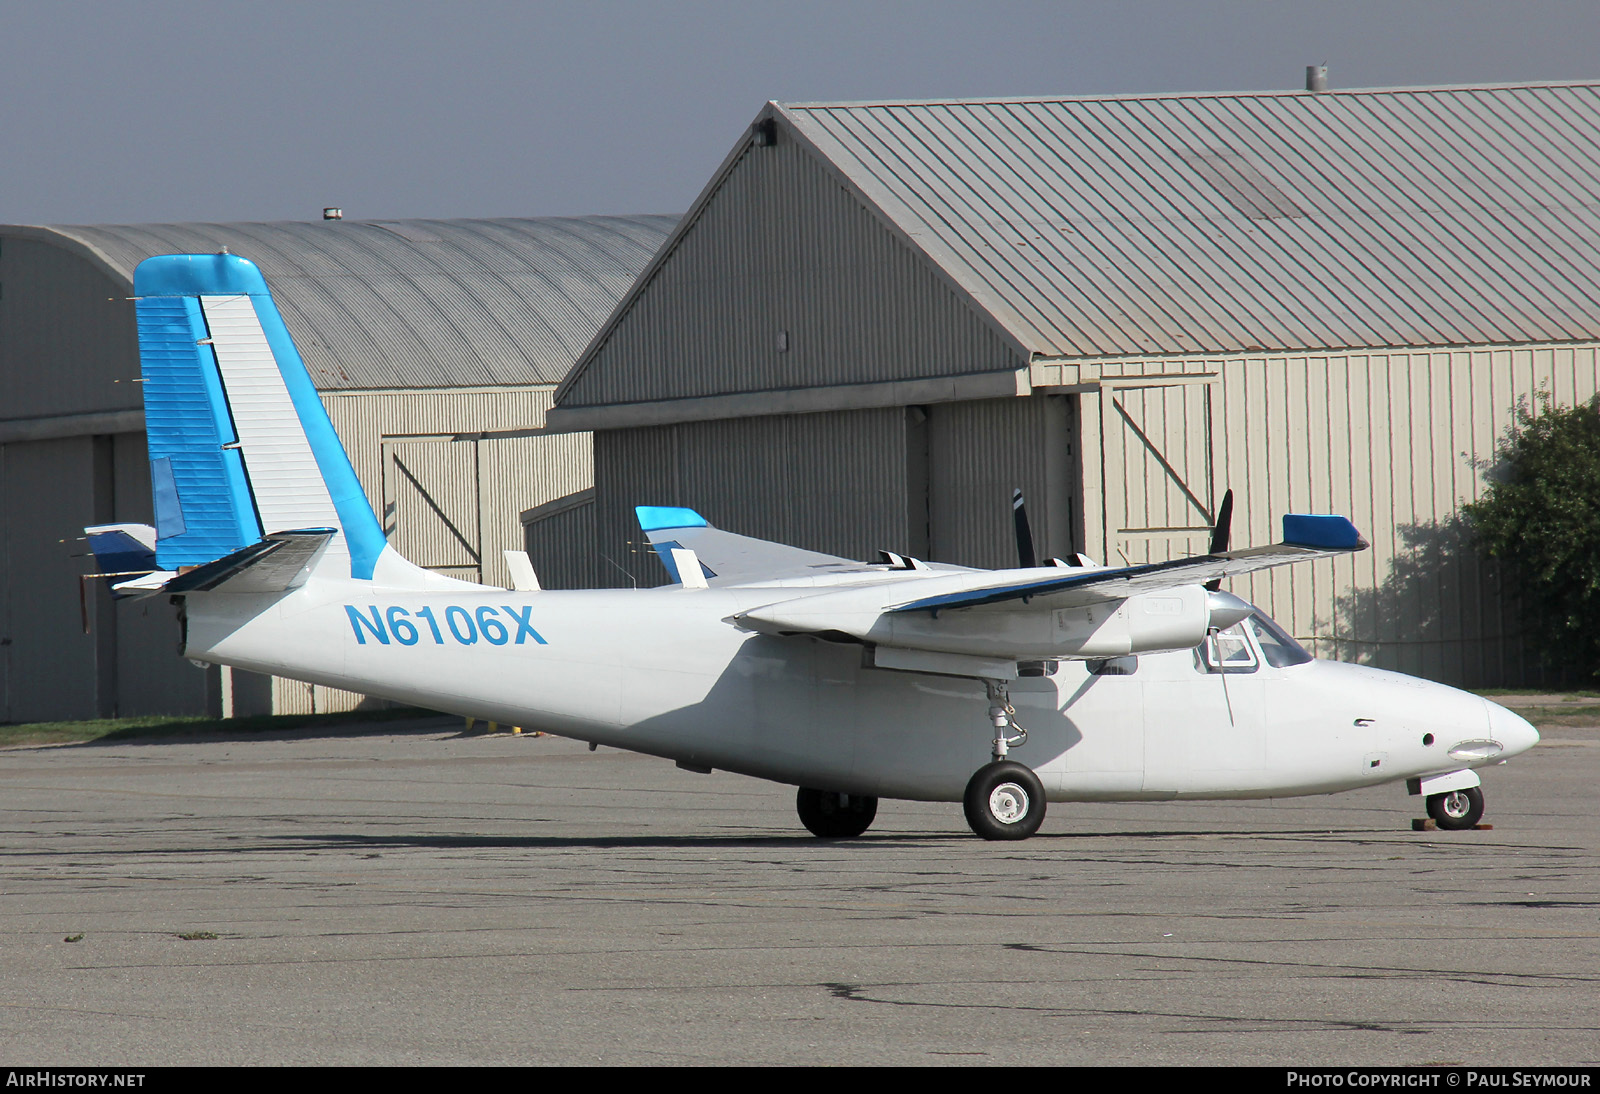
[1412,818,1494,831]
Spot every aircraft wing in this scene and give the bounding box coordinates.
[731,514,1367,663]
[890,515,1366,614]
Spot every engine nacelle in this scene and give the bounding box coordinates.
[741,585,1251,661]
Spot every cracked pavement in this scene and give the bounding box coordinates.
[1,716,1595,1065]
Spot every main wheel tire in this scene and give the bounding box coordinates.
[1427,786,1485,830]
[796,787,878,838]
[963,761,1047,841]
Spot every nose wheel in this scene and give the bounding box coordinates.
[1427,786,1485,830]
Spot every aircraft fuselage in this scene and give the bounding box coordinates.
[182,579,1538,805]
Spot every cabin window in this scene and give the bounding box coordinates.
[1198,623,1258,674]
[1247,613,1313,667]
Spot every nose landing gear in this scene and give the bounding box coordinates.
[1427,786,1485,830]
[963,680,1047,841]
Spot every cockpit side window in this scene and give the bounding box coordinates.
[1198,622,1258,674]
[1247,613,1314,667]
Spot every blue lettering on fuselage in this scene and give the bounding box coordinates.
[345,605,548,646]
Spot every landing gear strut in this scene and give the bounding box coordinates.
[962,680,1047,841]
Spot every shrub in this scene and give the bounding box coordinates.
[1463,394,1600,682]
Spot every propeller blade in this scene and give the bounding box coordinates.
[1012,488,1037,569]
[1205,488,1235,591]
[1208,489,1234,556]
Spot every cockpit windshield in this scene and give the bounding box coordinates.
[1247,612,1314,667]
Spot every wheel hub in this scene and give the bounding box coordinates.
[988,782,1030,824]
[1442,791,1471,819]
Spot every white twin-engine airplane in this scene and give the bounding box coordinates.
[86,253,1540,841]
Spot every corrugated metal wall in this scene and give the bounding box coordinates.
[593,408,917,586]
[0,237,139,419]
[0,436,99,722]
[592,399,1079,582]
[324,387,590,591]
[927,396,1075,569]
[1071,344,1600,686]
[522,490,598,590]
[563,134,1024,408]
[0,431,210,723]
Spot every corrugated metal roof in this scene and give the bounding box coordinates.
[776,82,1600,357]
[24,216,677,389]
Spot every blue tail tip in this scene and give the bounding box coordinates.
[1282,513,1367,550]
[134,254,271,298]
[635,505,709,532]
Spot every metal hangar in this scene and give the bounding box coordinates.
[0,215,675,721]
[547,82,1600,687]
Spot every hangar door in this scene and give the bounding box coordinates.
[1099,376,1219,566]
[381,433,556,589]
[925,395,1075,570]
[382,438,482,584]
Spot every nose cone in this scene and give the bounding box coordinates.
[1483,699,1541,758]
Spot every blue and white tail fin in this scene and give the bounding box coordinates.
[133,253,476,592]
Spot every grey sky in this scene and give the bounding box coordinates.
[2,0,1595,225]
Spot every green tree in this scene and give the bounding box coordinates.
[1463,394,1600,682]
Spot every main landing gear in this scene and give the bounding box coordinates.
[796,786,878,838]
[963,680,1047,841]
[794,680,1048,842]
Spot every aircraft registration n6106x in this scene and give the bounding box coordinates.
[344,604,547,646]
[83,253,1540,841]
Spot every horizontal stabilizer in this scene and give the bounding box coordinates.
[635,506,871,586]
[84,522,156,572]
[162,528,335,595]
[83,523,160,600]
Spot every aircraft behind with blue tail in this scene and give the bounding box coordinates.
[85,252,1539,840]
